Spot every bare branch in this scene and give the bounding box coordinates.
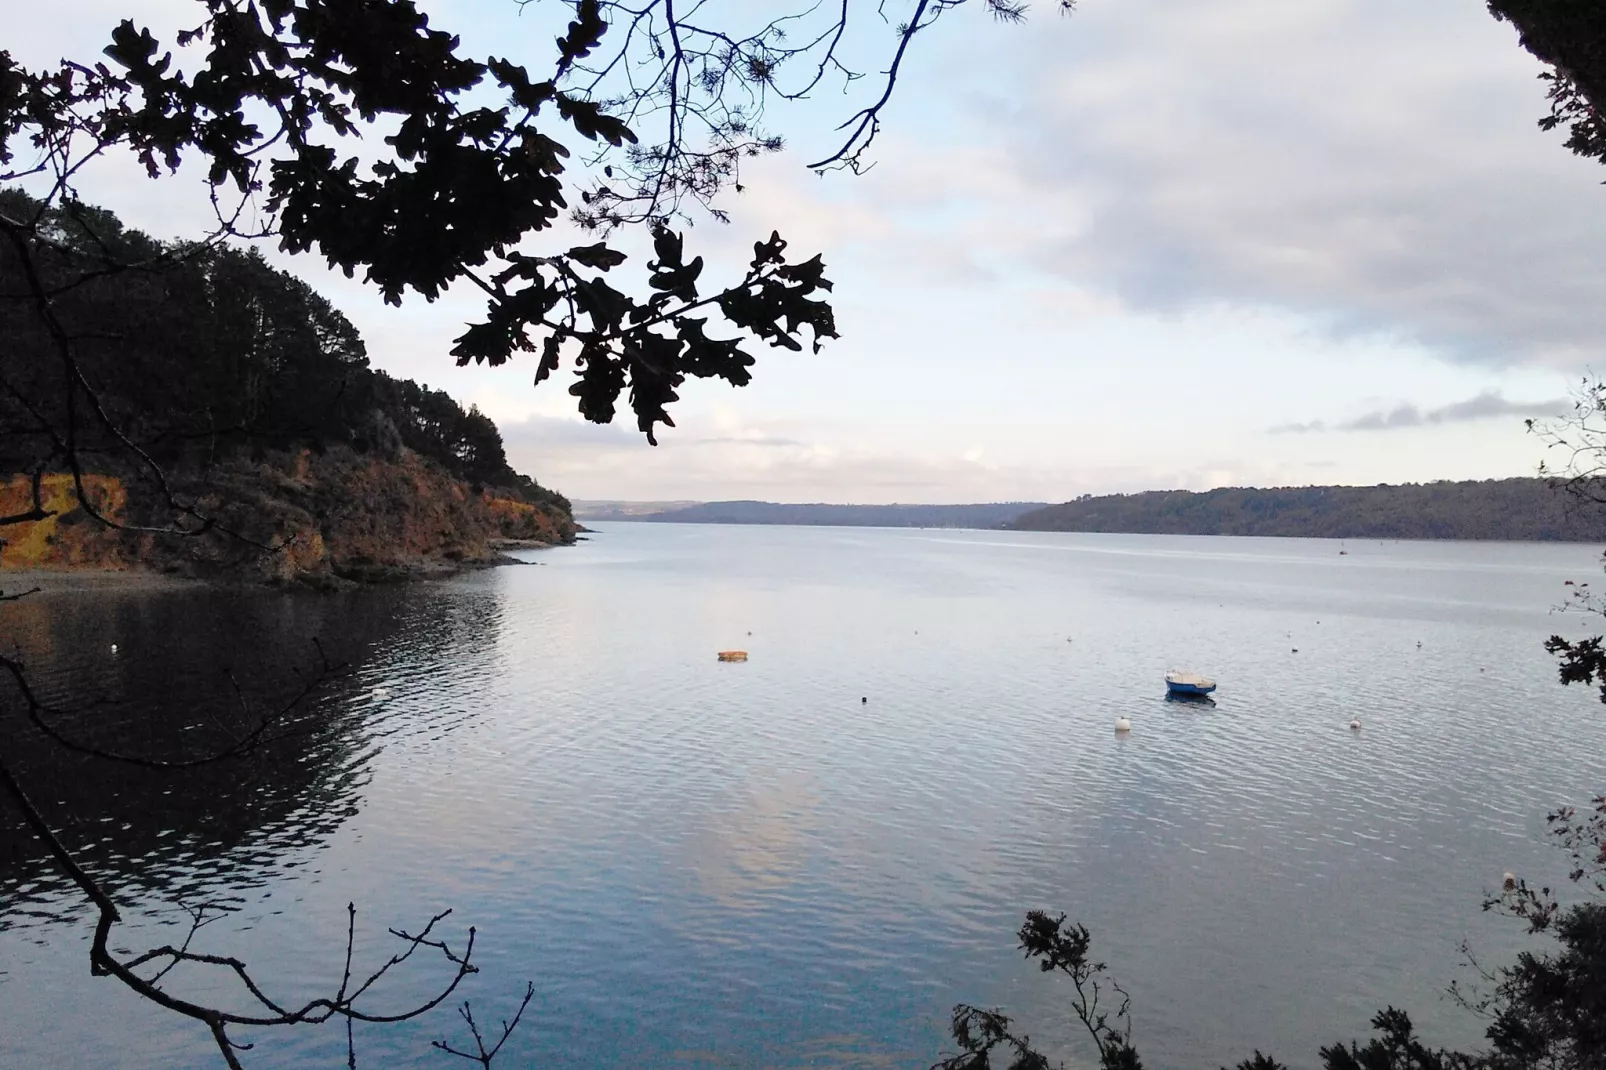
[431,983,538,1067]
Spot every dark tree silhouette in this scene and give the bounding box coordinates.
[937,807,1606,1070]
[1488,1,1606,167]
[933,912,1139,1070]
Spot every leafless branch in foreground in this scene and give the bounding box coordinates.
[558,0,1077,228]
[0,741,482,1068]
[0,646,537,1067]
[432,982,539,1067]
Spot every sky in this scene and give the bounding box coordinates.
[11,1,1606,503]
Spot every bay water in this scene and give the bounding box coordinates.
[3,525,1606,1068]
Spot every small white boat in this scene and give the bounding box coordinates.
[1165,670,1216,696]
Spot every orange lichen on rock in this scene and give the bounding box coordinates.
[482,493,568,545]
[0,448,576,585]
[0,474,130,570]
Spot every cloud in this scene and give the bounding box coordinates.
[1269,391,1568,433]
[496,413,1077,502]
[6,0,1580,502]
[945,0,1606,367]
[496,410,1460,502]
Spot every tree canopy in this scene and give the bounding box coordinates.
[0,188,566,509]
[1489,1,1606,166]
[1009,479,1606,542]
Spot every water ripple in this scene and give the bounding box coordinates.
[4,529,1606,1068]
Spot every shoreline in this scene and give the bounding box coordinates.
[0,568,204,596]
[488,537,568,551]
[0,539,573,595]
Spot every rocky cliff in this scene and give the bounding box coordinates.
[0,446,576,586]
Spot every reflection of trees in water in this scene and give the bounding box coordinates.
[0,583,502,925]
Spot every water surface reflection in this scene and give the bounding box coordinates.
[4,529,1606,1069]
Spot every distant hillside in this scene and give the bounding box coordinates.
[1010,479,1606,541]
[617,500,1049,529]
[573,500,704,521]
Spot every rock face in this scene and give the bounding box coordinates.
[0,447,576,585]
[0,474,133,569]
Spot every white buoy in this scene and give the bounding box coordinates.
[1114,716,1132,733]
[1349,718,1361,730]
[109,643,118,654]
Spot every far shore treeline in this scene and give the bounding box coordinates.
[588,500,1050,528]
[1011,479,1606,540]
[585,478,1606,541]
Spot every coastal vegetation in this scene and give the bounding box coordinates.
[935,803,1606,1070]
[1009,479,1606,541]
[0,191,576,582]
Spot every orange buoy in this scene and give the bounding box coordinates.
[717,650,749,662]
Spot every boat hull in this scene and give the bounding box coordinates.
[1165,680,1216,695]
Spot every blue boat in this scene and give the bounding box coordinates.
[1165,670,1217,696]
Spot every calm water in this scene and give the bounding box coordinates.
[4,526,1606,1069]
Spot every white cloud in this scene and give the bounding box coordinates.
[1270,391,1570,433]
[496,409,1472,503]
[7,0,1595,502]
[973,0,1606,366]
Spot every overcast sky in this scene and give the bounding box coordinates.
[13,1,1604,503]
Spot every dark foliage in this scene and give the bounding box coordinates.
[1543,631,1606,704]
[1489,2,1606,166]
[0,189,565,511]
[1477,903,1606,1067]
[1228,1054,1290,1070]
[0,0,839,454]
[944,803,1606,1070]
[1317,1009,1463,1070]
[936,911,1139,1070]
[1010,480,1606,541]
